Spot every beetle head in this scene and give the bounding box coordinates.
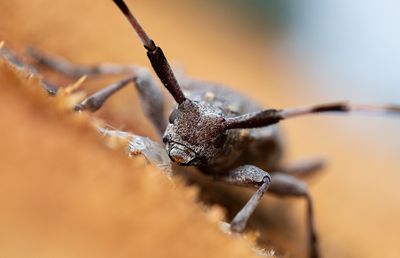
[163,99,229,166]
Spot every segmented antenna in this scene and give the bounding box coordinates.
[225,102,400,129]
[113,0,186,104]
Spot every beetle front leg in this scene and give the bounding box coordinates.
[269,173,319,258]
[216,165,271,233]
[75,68,166,135]
[98,128,172,176]
[28,49,167,134]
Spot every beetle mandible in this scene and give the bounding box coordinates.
[20,1,400,257]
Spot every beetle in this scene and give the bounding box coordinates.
[10,1,399,257]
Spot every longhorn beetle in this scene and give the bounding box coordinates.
[14,1,400,257]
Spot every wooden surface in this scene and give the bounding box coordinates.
[1,0,399,257]
[0,55,266,258]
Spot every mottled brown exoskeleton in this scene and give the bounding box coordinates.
[16,1,400,257]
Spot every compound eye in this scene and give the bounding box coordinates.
[168,109,178,124]
[212,133,227,148]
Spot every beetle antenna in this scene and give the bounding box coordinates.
[225,102,400,129]
[113,0,186,104]
[112,0,154,50]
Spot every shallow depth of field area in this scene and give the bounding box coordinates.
[1,1,399,257]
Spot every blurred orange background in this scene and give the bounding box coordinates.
[1,0,399,257]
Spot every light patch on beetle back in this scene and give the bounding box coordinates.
[228,104,240,113]
[204,91,215,101]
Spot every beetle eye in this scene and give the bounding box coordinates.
[213,133,227,148]
[168,109,178,124]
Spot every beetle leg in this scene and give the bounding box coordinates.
[280,157,325,178]
[74,76,133,112]
[269,172,319,258]
[216,165,271,233]
[28,47,136,78]
[28,49,167,135]
[74,67,166,135]
[0,45,58,95]
[98,128,172,177]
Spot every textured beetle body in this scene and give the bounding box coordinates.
[164,80,284,174]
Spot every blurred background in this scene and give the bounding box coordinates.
[1,0,399,257]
